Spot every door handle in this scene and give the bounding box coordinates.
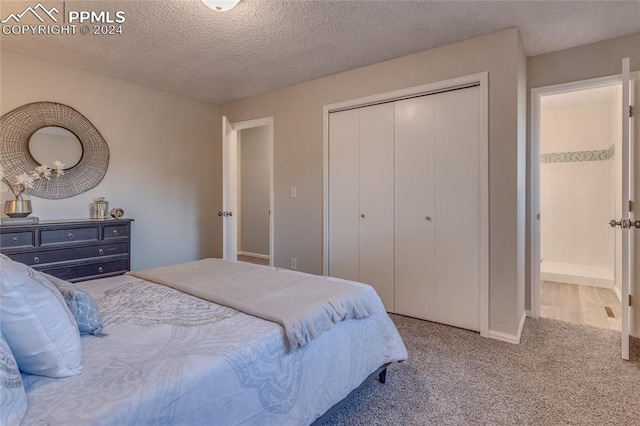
[218,211,233,217]
[610,219,635,229]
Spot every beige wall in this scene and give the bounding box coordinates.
[221,28,525,337]
[239,126,270,256]
[0,50,222,270]
[528,32,640,337]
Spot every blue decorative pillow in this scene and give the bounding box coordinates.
[42,273,104,336]
[0,259,82,378]
[0,332,27,426]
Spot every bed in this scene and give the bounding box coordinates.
[2,258,407,425]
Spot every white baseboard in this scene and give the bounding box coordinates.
[487,312,527,344]
[517,311,527,340]
[540,262,613,288]
[237,251,270,260]
[613,285,622,302]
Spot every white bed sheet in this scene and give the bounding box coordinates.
[20,273,407,425]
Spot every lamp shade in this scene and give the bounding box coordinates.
[202,0,241,12]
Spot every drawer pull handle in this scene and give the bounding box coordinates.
[33,256,40,264]
[11,237,18,245]
[98,248,104,255]
[112,229,119,236]
[98,267,104,273]
[67,233,74,240]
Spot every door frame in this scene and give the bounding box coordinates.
[322,72,489,337]
[529,74,626,319]
[223,116,275,266]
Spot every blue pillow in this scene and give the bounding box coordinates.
[0,332,27,426]
[42,273,104,336]
[0,259,83,378]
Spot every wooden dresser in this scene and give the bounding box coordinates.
[0,219,133,282]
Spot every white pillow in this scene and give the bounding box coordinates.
[0,258,82,378]
[0,332,27,426]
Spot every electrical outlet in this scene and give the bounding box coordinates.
[290,186,297,198]
[290,258,297,270]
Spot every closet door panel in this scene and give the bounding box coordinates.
[394,96,436,320]
[328,109,360,282]
[434,86,481,331]
[359,103,395,311]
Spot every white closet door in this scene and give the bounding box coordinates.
[359,103,395,311]
[394,96,436,320]
[328,109,360,282]
[434,86,481,331]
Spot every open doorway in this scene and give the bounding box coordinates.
[237,126,271,266]
[537,84,623,331]
[221,116,274,266]
[531,61,635,360]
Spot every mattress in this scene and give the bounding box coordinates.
[20,271,407,425]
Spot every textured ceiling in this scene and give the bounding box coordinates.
[1,0,639,105]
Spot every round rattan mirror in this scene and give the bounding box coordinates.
[0,102,109,199]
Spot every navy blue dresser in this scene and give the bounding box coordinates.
[0,219,133,282]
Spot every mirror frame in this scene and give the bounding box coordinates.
[0,102,109,199]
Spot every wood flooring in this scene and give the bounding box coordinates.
[540,281,621,331]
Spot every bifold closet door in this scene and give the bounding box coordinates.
[433,86,481,332]
[328,109,360,282]
[359,103,395,311]
[394,96,436,320]
[328,104,394,311]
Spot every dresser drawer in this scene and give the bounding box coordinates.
[104,223,130,240]
[40,227,99,245]
[0,231,35,249]
[1,219,133,283]
[41,259,130,282]
[9,242,129,266]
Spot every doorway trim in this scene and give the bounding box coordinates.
[322,72,489,338]
[224,116,275,266]
[529,75,622,319]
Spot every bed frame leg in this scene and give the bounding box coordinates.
[378,368,387,384]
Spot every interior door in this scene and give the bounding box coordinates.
[394,95,436,320]
[328,109,360,282]
[222,116,238,261]
[433,86,482,332]
[359,103,395,311]
[620,57,634,360]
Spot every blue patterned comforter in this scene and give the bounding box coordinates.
[20,272,407,425]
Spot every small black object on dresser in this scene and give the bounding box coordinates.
[0,219,133,282]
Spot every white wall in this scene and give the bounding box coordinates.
[239,126,270,256]
[528,31,640,336]
[0,50,222,270]
[221,28,526,338]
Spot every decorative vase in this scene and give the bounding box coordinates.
[4,191,32,218]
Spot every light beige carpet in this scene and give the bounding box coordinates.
[322,314,639,425]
